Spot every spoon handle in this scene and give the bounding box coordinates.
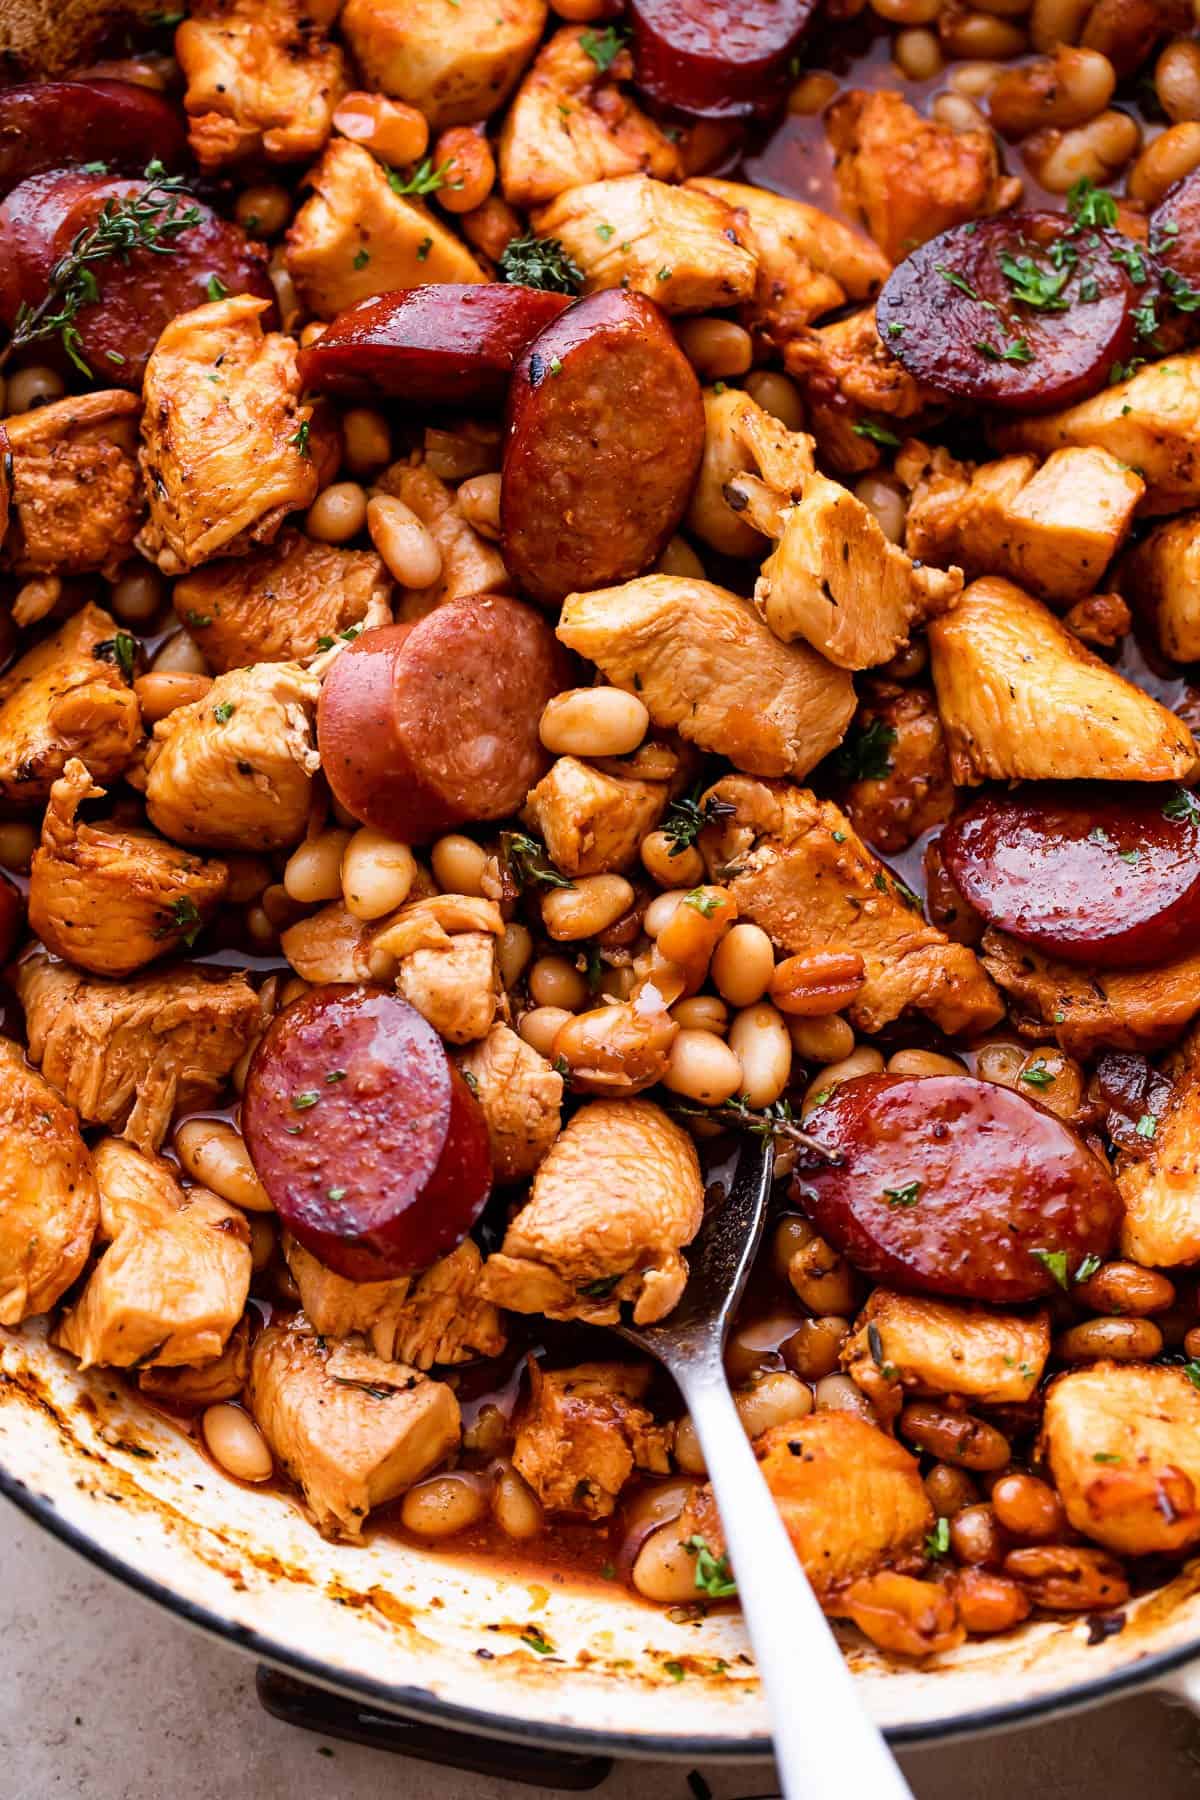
[680,1367,917,1800]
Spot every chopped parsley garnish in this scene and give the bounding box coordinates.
[976,336,1033,364]
[596,222,614,241]
[1135,1112,1158,1140]
[94,632,137,682]
[315,635,335,650]
[1093,1452,1123,1465]
[683,888,719,918]
[1020,1060,1055,1088]
[387,157,457,196]
[289,420,311,457]
[327,1186,347,1201]
[1165,788,1200,824]
[1184,1360,1200,1391]
[883,1180,921,1208]
[1111,241,1149,285]
[325,1070,346,1082]
[168,896,202,947]
[851,418,901,449]
[205,274,228,301]
[684,1536,737,1599]
[501,829,573,889]
[213,701,235,724]
[664,1660,686,1682]
[997,250,1070,312]
[523,1627,555,1656]
[579,1273,620,1298]
[925,1518,951,1560]
[579,24,627,70]
[416,236,432,262]
[831,718,897,783]
[935,263,979,301]
[292,1090,320,1110]
[1032,1247,1070,1289]
[353,248,370,270]
[498,233,584,294]
[1075,1253,1102,1283]
[1067,178,1118,230]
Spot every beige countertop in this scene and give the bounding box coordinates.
[3,1497,1199,1800]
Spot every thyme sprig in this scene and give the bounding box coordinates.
[668,1095,842,1164]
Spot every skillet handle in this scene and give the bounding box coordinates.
[255,1666,612,1789]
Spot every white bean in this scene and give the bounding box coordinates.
[728,1002,792,1107]
[539,687,649,758]
[541,874,633,940]
[367,495,443,588]
[203,1405,273,1482]
[711,924,775,1009]
[175,1119,272,1212]
[400,1472,487,1538]
[341,827,416,919]
[431,832,488,895]
[663,1028,743,1105]
[283,829,352,904]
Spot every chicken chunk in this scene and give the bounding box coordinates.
[1116,1023,1200,1266]
[286,138,486,319]
[478,1098,704,1326]
[686,387,769,558]
[724,405,962,669]
[686,178,890,348]
[523,755,667,877]
[137,296,317,575]
[1120,512,1200,663]
[0,602,142,805]
[281,900,396,986]
[499,27,679,210]
[0,391,143,578]
[512,1360,672,1519]
[54,1137,250,1370]
[145,661,320,852]
[700,775,1002,1037]
[929,578,1198,784]
[0,1038,98,1326]
[248,1321,461,1538]
[784,307,945,476]
[177,0,347,169]
[372,894,504,1043]
[459,1022,563,1181]
[532,175,758,314]
[173,529,392,671]
[374,462,508,618]
[900,442,1144,606]
[1041,1363,1200,1557]
[556,577,856,782]
[284,1236,506,1369]
[28,760,228,976]
[678,1413,933,1603]
[17,952,260,1150]
[993,353,1200,515]
[340,0,546,129]
[139,1318,250,1407]
[843,1289,1050,1423]
[981,928,1200,1056]
[835,683,954,856]
[828,89,1014,262]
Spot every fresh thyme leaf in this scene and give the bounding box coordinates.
[683,888,719,918]
[831,718,897,783]
[662,785,735,855]
[851,418,901,448]
[1074,1253,1102,1283]
[289,419,311,457]
[883,1180,921,1208]
[522,1627,555,1656]
[292,1090,320,1110]
[93,632,137,682]
[1163,789,1200,823]
[666,1094,843,1164]
[1032,1247,1069,1289]
[1020,1060,1055,1088]
[1066,178,1118,229]
[925,1518,950,1560]
[935,262,979,300]
[501,829,574,889]
[1184,1360,1200,1391]
[499,233,584,294]
[168,896,202,947]
[1093,1452,1122,1464]
[213,700,235,724]
[386,157,457,196]
[579,24,627,70]
[683,1536,737,1599]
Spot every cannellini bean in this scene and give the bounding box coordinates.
[975,1038,1028,1087]
[527,956,588,1011]
[134,672,212,724]
[367,495,443,588]
[924,1463,980,1518]
[954,1569,1031,1634]
[235,183,290,235]
[663,1028,744,1105]
[674,1415,706,1475]
[431,832,489,896]
[249,1213,276,1273]
[642,834,705,887]
[853,473,907,543]
[870,0,941,21]
[306,481,367,544]
[802,1046,884,1113]
[341,407,392,476]
[728,1001,792,1107]
[1030,0,1092,51]
[771,950,865,1017]
[175,1118,272,1212]
[498,921,533,988]
[432,126,495,212]
[7,365,65,411]
[491,1462,544,1539]
[931,92,990,133]
[900,1402,1011,1471]
[1025,109,1141,191]
[781,1315,851,1380]
[814,1373,877,1422]
[400,1472,488,1538]
[283,828,353,904]
[110,565,165,625]
[655,886,736,992]
[1054,1317,1164,1362]
[988,46,1116,138]
[456,472,503,540]
[887,1049,967,1078]
[711,924,775,1008]
[150,631,208,675]
[1156,37,1200,123]
[1073,1260,1175,1316]
[786,1014,855,1063]
[518,1005,573,1057]
[894,26,944,79]
[542,874,634,941]
[341,827,417,919]
[948,59,1005,96]
[539,687,650,758]
[670,994,729,1035]
[788,71,840,114]
[940,11,1027,58]
[990,1473,1066,1541]
[950,1504,1006,1567]
[735,1371,813,1438]
[631,1522,705,1603]
[655,534,706,579]
[1128,121,1200,206]
[741,370,804,431]
[202,1405,273,1482]
[676,317,754,380]
[0,822,35,871]
[788,1231,857,1315]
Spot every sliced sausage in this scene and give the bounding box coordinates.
[0,170,274,388]
[877,213,1137,413]
[1151,169,1200,306]
[298,283,573,406]
[502,289,705,607]
[242,985,492,1281]
[0,81,187,199]
[630,0,819,120]
[317,595,567,841]
[941,783,1200,968]
[795,1074,1121,1303]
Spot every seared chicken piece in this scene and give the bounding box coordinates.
[340,0,546,129]
[900,441,1144,606]
[532,175,758,314]
[785,307,945,476]
[523,755,667,876]
[54,1137,250,1370]
[844,1289,1050,1422]
[1041,1364,1200,1557]
[981,928,1200,1056]
[284,1236,506,1369]
[145,661,320,852]
[0,1039,98,1326]
[512,1360,672,1519]
[556,577,856,782]
[139,1317,250,1406]
[29,759,228,976]
[499,27,679,209]
[686,387,769,558]
[281,900,397,985]
[173,528,392,671]
[17,953,260,1150]
[725,405,962,669]
[373,894,504,1043]
[478,1098,704,1326]
[374,462,508,617]
[687,177,890,347]
[1120,513,1200,663]
[836,683,954,856]
[0,602,141,805]
[929,578,1199,784]
[458,1022,563,1181]
[177,0,346,169]
[0,392,143,578]
[286,139,485,319]
[248,1321,461,1538]
[1117,1022,1200,1266]
[828,89,1014,261]
[993,352,1200,515]
[700,775,1002,1036]
[137,296,317,574]
[678,1413,933,1602]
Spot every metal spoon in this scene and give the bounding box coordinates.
[613,1138,916,1800]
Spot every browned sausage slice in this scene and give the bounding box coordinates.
[317,595,567,841]
[630,0,819,120]
[501,289,705,608]
[0,81,187,199]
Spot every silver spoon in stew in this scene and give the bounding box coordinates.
[610,1137,917,1800]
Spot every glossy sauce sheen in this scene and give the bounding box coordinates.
[297,283,572,406]
[630,0,819,120]
[1152,169,1200,292]
[796,1075,1122,1303]
[242,985,491,1280]
[942,784,1200,968]
[0,80,188,198]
